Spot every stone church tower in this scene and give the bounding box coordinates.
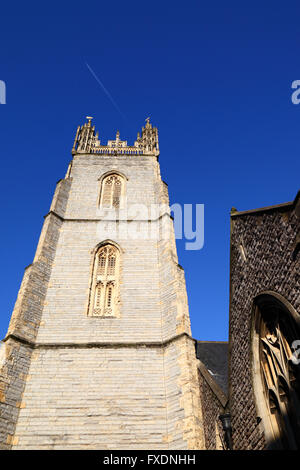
[0,117,204,450]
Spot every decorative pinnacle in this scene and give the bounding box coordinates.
[72,116,159,156]
[86,116,93,126]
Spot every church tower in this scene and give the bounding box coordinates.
[0,117,204,450]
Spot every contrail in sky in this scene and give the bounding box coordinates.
[85,62,126,120]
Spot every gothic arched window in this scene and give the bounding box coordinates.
[89,244,120,317]
[253,293,300,449]
[100,174,124,209]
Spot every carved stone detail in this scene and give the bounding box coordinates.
[88,244,120,318]
[72,117,159,156]
[258,304,300,448]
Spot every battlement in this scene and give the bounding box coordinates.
[72,117,159,157]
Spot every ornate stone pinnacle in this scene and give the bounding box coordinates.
[72,117,159,156]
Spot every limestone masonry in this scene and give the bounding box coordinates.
[1,116,299,450]
[0,117,204,450]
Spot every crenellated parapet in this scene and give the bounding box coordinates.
[72,116,159,157]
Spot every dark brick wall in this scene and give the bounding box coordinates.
[229,192,300,450]
[198,367,226,450]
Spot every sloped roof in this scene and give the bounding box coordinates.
[196,341,229,395]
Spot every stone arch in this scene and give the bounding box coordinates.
[251,291,300,449]
[97,170,128,209]
[97,170,128,182]
[87,241,122,318]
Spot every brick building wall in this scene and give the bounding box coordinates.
[228,191,300,450]
[198,363,227,450]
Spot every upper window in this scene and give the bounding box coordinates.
[100,174,124,209]
[88,244,120,317]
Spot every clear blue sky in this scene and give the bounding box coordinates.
[0,1,299,341]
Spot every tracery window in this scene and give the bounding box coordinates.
[100,174,123,209]
[255,296,300,449]
[89,244,120,317]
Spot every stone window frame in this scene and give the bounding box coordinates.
[97,170,127,210]
[87,240,122,318]
[251,291,300,449]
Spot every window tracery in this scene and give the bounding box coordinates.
[256,299,300,449]
[89,244,120,317]
[100,174,123,209]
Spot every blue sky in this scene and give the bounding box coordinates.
[0,1,299,341]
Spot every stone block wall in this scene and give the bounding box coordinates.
[12,346,169,449]
[1,149,205,449]
[0,178,72,449]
